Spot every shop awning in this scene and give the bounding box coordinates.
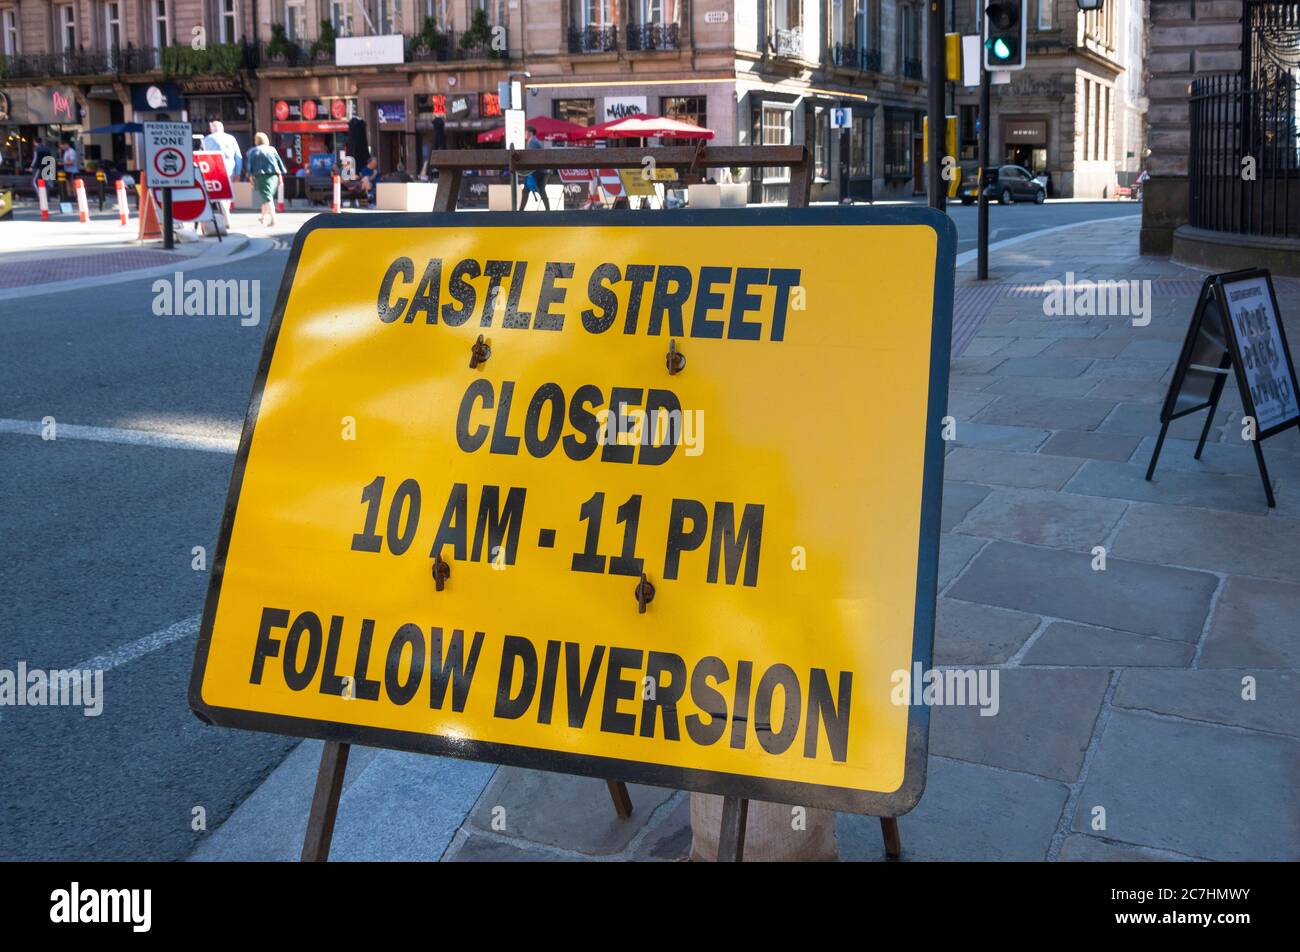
[573,114,715,142]
[87,123,145,134]
[476,115,586,144]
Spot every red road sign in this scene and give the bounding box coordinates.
[153,185,210,222]
[194,151,234,201]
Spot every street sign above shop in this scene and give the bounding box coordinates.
[336,33,405,66]
[189,207,955,814]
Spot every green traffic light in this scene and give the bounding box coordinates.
[992,37,1011,60]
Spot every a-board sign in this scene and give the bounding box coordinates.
[194,150,235,201]
[143,121,193,189]
[1220,272,1299,433]
[1148,268,1299,508]
[189,208,954,813]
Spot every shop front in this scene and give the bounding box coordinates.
[269,95,358,177]
[0,85,83,176]
[1003,118,1050,178]
[180,76,254,158]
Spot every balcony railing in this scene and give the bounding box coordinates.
[829,43,881,72]
[626,22,680,51]
[769,28,803,58]
[0,45,173,78]
[569,25,619,54]
[254,30,508,68]
[903,56,924,79]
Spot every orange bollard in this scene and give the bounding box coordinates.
[37,178,50,221]
[74,177,90,223]
[115,178,129,226]
[277,176,285,213]
[331,172,341,213]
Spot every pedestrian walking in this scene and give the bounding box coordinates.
[246,132,287,227]
[203,119,243,219]
[522,126,550,211]
[29,137,52,192]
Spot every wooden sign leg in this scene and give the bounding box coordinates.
[717,795,749,862]
[606,780,633,819]
[301,741,350,862]
[880,817,901,860]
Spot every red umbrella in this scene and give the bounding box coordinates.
[476,115,586,144]
[575,114,715,141]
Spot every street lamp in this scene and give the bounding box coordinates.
[1075,0,1104,10]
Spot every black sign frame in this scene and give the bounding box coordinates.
[1146,268,1299,507]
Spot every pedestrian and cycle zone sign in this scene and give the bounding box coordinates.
[189,207,955,813]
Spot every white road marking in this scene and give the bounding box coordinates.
[0,418,238,454]
[71,615,202,674]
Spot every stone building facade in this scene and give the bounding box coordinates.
[0,1,937,202]
[950,0,1145,198]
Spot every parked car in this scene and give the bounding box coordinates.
[986,164,1047,204]
[956,164,1048,205]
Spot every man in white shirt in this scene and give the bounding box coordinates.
[203,119,242,218]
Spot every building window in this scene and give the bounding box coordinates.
[899,4,922,78]
[367,0,406,33]
[474,0,507,25]
[554,98,596,127]
[573,0,618,28]
[425,0,450,28]
[57,4,76,51]
[884,110,913,177]
[1037,0,1053,31]
[661,95,706,142]
[3,7,20,54]
[959,103,978,159]
[761,104,793,183]
[152,0,170,48]
[331,0,353,36]
[852,112,872,176]
[218,0,238,43]
[284,0,305,41]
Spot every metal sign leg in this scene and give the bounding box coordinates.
[717,796,748,862]
[301,741,350,862]
[1144,420,1171,481]
[1251,439,1277,508]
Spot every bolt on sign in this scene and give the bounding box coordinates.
[189,207,955,813]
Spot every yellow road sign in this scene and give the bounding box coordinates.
[189,208,955,813]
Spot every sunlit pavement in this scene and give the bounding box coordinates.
[2,207,1295,861]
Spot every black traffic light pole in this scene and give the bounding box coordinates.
[927,0,946,212]
[977,63,991,280]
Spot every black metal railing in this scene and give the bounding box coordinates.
[828,43,881,72]
[769,28,803,57]
[626,22,680,51]
[1189,73,1300,240]
[568,25,619,53]
[903,56,923,79]
[0,44,172,77]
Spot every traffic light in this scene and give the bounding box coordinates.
[983,0,1027,71]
